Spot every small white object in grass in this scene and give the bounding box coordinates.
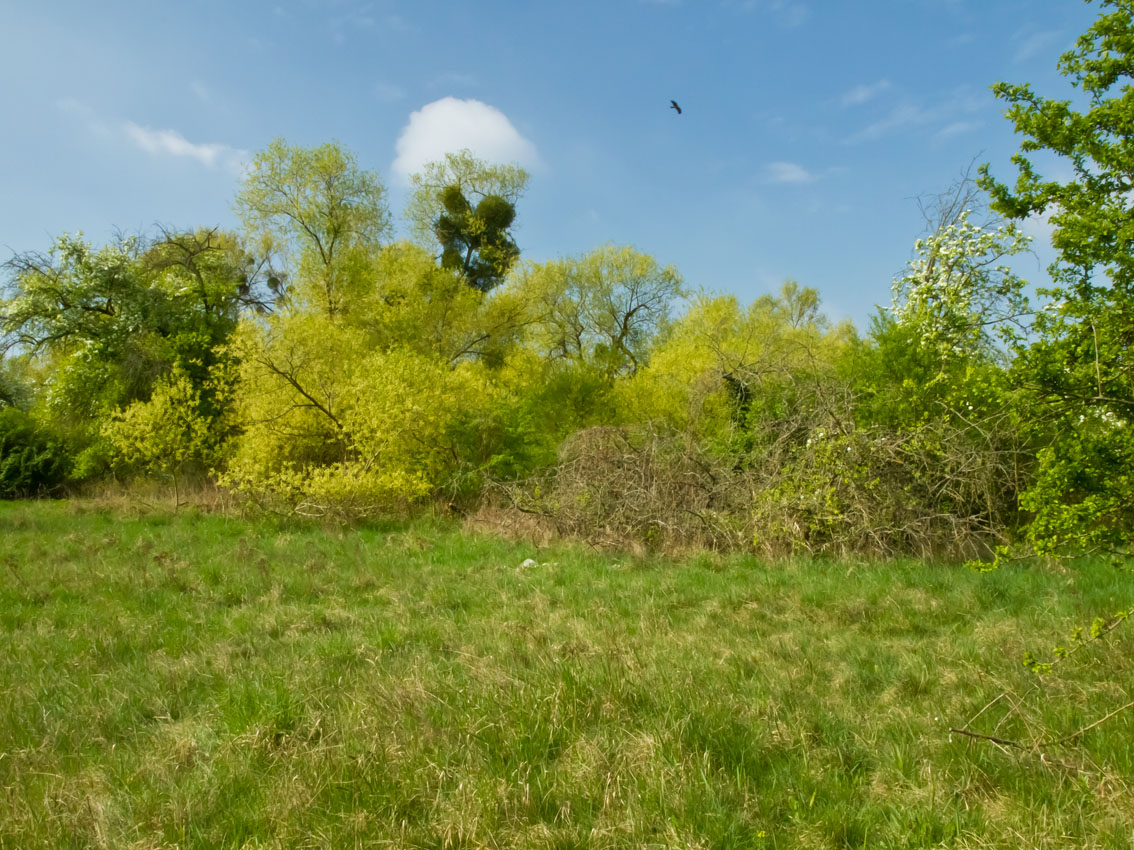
[520,558,538,569]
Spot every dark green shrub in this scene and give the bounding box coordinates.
[0,408,71,498]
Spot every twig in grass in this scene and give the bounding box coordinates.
[949,727,1027,751]
[1045,700,1134,748]
[955,606,1133,768]
[964,692,1009,729]
[949,728,1104,775]
[5,556,27,588]
[954,697,1134,752]
[952,696,1134,780]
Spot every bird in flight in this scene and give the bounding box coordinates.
[670,100,682,115]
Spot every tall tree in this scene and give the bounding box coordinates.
[235,139,391,319]
[516,245,684,380]
[978,0,1134,552]
[405,150,527,291]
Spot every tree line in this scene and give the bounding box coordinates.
[3,0,1134,561]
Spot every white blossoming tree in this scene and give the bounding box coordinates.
[889,209,1032,358]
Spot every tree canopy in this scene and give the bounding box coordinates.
[404,149,529,246]
[235,139,391,318]
[979,0,1134,553]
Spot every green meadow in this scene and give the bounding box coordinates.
[1,499,1132,849]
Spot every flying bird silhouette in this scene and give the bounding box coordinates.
[670,100,682,114]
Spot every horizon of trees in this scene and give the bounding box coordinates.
[4,0,1134,562]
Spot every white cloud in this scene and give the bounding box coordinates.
[723,0,809,26]
[934,120,981,143]
[844,85,987,144]
[769,1,809,28]
[57,100,246,173]
[841,79,890,107]
[329,3,375,43]
[765,161,817,184]
[123,122,248,174]
[1014,30,1060,64]
[324,2,407,43]
[374,80,406,102]
[392,97,541,182]
[844,104,930,144]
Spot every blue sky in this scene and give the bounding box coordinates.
[0,0,1099,328]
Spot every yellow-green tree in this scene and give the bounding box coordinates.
[354,241,529,366]
[514,244,684,381]
[223,323,495,518]
[234,139,391,319]
[103,370,215,506]
[221,233,533,516]
[620,281,854,441]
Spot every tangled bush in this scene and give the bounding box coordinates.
[509,385,1028,560]
[746,417,1027,560]
[510,425,742,552]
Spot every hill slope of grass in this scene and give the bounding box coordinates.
[1,500,1132,848]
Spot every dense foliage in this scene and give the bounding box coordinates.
[979,0,1134,555]
[0,407,70,498]
[3,2,1134,560]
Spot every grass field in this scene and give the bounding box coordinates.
[1,499,1132,849]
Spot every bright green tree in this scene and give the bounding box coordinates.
[103,369,216,506]
[356,241,529,365]
[235,139,391,319]
[978,0,1134,552]
[515,244,684,381]
[1,230,252,475]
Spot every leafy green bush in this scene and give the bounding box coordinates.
[0,408,71,498]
